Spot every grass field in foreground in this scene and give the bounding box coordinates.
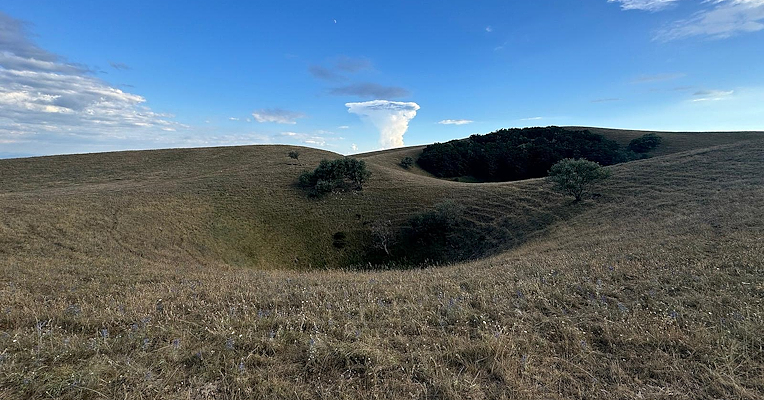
[0,129,763,398]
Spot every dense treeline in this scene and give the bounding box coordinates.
[418,126,635,181]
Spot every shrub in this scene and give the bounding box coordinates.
[628,133,662,153]
[288,150,300,161]
[299,158,371,197]
[401,201,481,263]
[547,158,610,201]
[332,232,347,249]
[400,157,414,169]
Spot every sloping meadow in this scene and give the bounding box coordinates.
[1,136,763,398]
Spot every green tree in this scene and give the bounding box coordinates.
[400,156,414,169]
[288,150,300,162]
[627,133,662,153]
[547,158,610,201]
[299,158,371,197]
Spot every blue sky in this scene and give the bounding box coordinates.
[1,0,762,158]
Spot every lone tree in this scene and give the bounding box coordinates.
[370,219,396,256]
[400,156,414,169]
[547,158,610,201]
[299,157,371,197]
[288,150,300,163]
[627,133,662,154]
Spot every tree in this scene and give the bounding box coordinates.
[547,158,610,201]
[627,133,662,153]
[288,150,300,162]
[298,157,371,197]
[370,220,396,255]
[400,156,414,169]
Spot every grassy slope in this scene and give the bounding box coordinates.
[0,129,763,398]
[0,143,566,270]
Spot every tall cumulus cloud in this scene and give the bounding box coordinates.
[345,100,420,149]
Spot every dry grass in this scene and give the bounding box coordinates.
[0,130,763,398]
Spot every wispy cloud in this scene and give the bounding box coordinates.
[438,119,474,125]
[330,83,410,99]
[692,89,735,101]
[655,0,764,40]
[0,12,183,151]
[308,65,344,82]
[109,62,131,71]
[608,0,680,11]
[251,108,305,124]
[279,130,344,147]
[308,55,372,81]
[610,0,764,40]
[334,56,372,73]
[309,56,408,101]
[346,100,420,148]
[591,98,622,103]
[485,26,493,32]
[0,13,89,74]
[631,72,686,83]
[520,116,544,121]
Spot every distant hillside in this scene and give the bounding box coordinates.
[0,128,761,270]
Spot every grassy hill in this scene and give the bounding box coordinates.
[1,128,763,398]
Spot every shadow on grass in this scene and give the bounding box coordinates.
[349,195,591,270]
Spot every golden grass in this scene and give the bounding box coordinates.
[0,129,763,398]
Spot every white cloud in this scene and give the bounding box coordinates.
[251,108,305,124]
[438,119,474,125]
[692,89,735,101]
[304,138,326,146]
[656,0,764,40]
[278,130,342,148]
[0,12,185,153]
[229,117,240,121]
[485,26,493,32]
[346,100,420,149]
[608,0,680,11]
[337,125,350,129]
[520,116,544,121]
[351,143,358,152]
[610,0,764,39]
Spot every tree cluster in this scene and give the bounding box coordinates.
[299,158,371,197]
[627,133,662,154]
[417,127,625,182]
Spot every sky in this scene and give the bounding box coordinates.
[0,0,762,158]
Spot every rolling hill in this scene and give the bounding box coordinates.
[1,128,763,399]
